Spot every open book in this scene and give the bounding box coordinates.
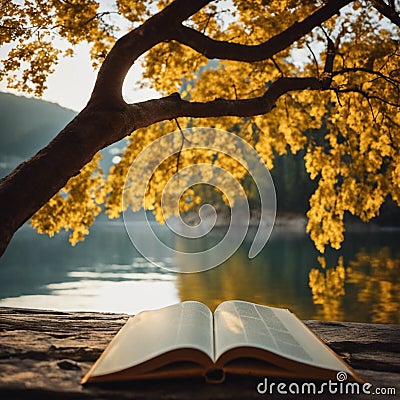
[81,301,362,384]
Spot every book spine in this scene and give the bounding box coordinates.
[204,368,226,384]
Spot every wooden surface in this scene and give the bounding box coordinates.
[0,307,399,399]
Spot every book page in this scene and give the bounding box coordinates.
[214,301,351,373]
[89,301,213,378]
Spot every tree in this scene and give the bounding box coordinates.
[0,0,399,256]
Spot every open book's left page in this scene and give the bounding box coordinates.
[82,301,213,382]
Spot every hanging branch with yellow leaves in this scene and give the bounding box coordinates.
[0,0,399,254]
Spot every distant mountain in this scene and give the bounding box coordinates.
[0,92,76,176]
[0,92,125,178]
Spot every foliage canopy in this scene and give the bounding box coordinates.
[1,0,400,253]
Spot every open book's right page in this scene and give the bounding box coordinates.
[213,300,352,374]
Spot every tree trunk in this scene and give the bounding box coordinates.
[0,100,134,256]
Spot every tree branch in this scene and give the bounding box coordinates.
[172,0,352,62]
[370,0,400,28]
[321,34,336,89]
[128,72,400,131]
[306,43,320,79]
[332,67,400,86]
[336,86,400,107]
[90,0,212,104]
[129,77,322,129]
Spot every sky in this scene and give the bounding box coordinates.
[0,37,159,112]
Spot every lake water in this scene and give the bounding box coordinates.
[0,221,399,324]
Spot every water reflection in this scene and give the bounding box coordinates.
[0,279,178,314]
[0,224,179,313]
[0,222,399,323]
[177,231,322,317]
[309,257,346,322]
[177,230,400,323]
[309,248,400,324]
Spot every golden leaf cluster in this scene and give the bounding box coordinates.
[0,0,116,95]
[31,153,105,245]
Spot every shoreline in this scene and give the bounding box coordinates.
[181,209,399,233]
